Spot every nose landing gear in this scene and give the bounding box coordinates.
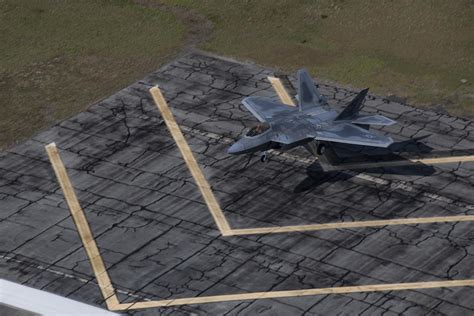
[260,151,268,162]
[317,143,326,155]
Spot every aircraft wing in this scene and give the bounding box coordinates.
[314,123,393,148]
[242,96,296,122]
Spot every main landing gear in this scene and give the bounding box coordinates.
[260,151,268,162]
[317,143,326,156]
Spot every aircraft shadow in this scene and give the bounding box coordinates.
[294,136,468,193]
[294,162,436,193]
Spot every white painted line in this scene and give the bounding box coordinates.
[0,254,146,302]
[0,279,118,316]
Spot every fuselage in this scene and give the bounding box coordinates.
[228,107,338,155]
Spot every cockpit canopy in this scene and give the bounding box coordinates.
[245,122,271,137]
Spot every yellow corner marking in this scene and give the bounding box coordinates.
[228,215,474,235]
[41,146,474,311]
[149,86,232,236]
[267,76,296,106]
[150,85,474,236]
[45,143,120,310]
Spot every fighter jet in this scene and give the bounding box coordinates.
[228,69,396,162]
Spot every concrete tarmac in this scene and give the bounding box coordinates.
[1,52,474,315]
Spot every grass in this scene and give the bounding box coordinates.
[1,0,473,149]
[0,0,185,149]
[162,0,473,115]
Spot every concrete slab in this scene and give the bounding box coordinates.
[1,52,473,314]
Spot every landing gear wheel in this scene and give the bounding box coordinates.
[317,143,326,155]
[260,153,268,163]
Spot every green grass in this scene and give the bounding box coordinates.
[1,0,473,149]
[163,0,473,115]
[0,0,185,149]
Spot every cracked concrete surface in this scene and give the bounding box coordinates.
[1,52,474,315]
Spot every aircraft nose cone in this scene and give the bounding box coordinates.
[228,142,244,154]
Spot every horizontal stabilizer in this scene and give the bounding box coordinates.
[351,115,396,126]
[314,123,393,148]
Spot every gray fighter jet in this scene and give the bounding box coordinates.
[228,69,396,162]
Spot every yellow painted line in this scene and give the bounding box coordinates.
[228,215,474,235]
[115,279,474,310]
[410,155,474,164]
[149,86,232,236]
[328,155,474,171]
[45,143,120,310]
[267,76,296,106]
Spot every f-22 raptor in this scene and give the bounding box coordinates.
[228,69,396,162]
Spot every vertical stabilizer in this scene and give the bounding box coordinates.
[297,69,324,111]
[335,88,369,121]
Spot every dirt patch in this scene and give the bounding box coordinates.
[133,0,213,51]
